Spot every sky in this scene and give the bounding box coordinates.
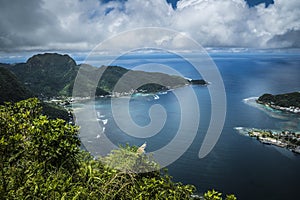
[0,0,299,57]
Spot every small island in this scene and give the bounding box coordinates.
[186,79,209,85]
[257,92,300,114]
[235,127,300,154]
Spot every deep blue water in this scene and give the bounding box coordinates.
[78,52,300,200]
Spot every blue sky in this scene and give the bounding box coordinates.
[169,0,275,8]
[103,0,275,9]
[0,0,299,55]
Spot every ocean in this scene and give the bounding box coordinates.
[76,52,300,200]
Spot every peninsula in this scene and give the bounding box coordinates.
[1,53,208,99]
[235,127,300,154]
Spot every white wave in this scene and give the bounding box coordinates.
[157,91,168,95]
[102,119,108,125]
[97,111,105,119]
[233,126,252,136]
[242,96,258,103]
[243,96,298,122]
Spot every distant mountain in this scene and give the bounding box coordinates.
[0,64,69,120]
[98,66,189,93]
[0,66,33,103]
[6,53,78,97]
[3,53,204,98]
[73,64,190,97]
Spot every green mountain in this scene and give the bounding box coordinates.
[97,66,189,94]
[0,66,33,103]
[72,65,192,97]
[0,64,69,120]
[3,53,205,98]
[7,53,78,97]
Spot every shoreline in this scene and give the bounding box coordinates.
[47,79,208,103]
[234,127,300,154]
[256,100,300,114]
[256,92,300,114]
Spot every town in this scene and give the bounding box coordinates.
[235,127,300,154]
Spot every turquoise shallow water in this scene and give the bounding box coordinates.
[78,52,300,199]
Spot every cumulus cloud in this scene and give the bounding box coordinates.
[0,0,299,53]
[267,29,300,48]
[174,0,300,48]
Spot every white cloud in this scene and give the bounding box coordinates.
[174,0,300,48]
[0,0,299,53]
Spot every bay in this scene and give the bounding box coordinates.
[78,52,300,200]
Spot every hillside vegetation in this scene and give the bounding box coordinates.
[4,53,78,97]
[0,67,33,103]
[0,65,69,120]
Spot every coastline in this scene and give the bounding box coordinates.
[234,127,300,154]
[256,100,300,114]
[48,78,208,103]
[240,95,300,155]
[47,81,207,129]
[256,92,300,114]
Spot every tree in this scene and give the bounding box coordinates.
[204,189,237,200]
[0,98,80,198]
